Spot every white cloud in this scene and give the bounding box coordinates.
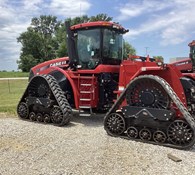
[117,0,195,46]
[49,0,91,17]
[117,0,173,20]
[23,0,43,11]
[0,0,91,70]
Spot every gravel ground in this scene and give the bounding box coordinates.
[0,113,195,175]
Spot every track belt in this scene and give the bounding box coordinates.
[17,74,72,126]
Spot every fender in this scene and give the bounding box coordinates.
[38,66,79,109]
[118,62,187,108]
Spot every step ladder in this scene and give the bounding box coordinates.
[78,75,95,116]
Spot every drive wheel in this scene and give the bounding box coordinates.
[127,126,138,138]
[17,102,29,119]
[28,76,51,98]
[104,112,125,136]
[126,77,170,109]
[167,120,193,146]
[139,128,152,141]
[50,106,64,125]
[153,130,167,143]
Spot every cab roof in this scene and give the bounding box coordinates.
[189,40,195,47]
[71,21,128,34]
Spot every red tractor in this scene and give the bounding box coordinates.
[171,40,195,73]
[17,21,195,149]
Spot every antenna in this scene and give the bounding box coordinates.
[145,47,149,56]
[80,3,81,17]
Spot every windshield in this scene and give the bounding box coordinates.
[77,29,100,69]
[102,29,123,64]
[76,28,123,69]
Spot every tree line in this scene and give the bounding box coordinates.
[17,14,136,72]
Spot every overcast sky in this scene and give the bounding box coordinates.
[0,0,195,71]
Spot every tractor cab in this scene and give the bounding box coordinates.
[66,21,128,69]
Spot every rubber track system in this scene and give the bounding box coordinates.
[17,74,72,126]
[104,75,195,149]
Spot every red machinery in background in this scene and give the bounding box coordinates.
[171,40,195,74]
[17,21,195,149]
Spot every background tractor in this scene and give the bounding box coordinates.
[17,21,195,149]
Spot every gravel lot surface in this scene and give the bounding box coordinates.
[0,113,195,175]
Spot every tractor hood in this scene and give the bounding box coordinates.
[29,57,69,80]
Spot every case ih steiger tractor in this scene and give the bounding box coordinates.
[17,21,195,149]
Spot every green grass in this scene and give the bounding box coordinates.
[0,79,28,115]
[0,72,29,78]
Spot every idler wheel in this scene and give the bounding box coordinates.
[127,126,138,138]
[17,102,29,119]
[37,113,43,122]
[50,106,64,125]
[104,112,125,136]
[153,130,167,143]
[43,114,50,123]
[29,112,36,121]
[167,120,193,146]
[139,128,152,141]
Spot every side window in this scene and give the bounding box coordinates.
[103,29,123,61]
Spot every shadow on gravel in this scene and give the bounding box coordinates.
[70,112,104,127]
[7,113,104,128]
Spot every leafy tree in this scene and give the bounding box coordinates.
[123,41,136,58]
[17,15,61,71]
[54,24,68,57]
[17,54,38,72]
[90,13,113,21]
[31,15,60,36]
[30,15,61,61]
[17,29,42,60]
[67,15,90,26]
[66,14,112,26]
[57,40,68,57]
